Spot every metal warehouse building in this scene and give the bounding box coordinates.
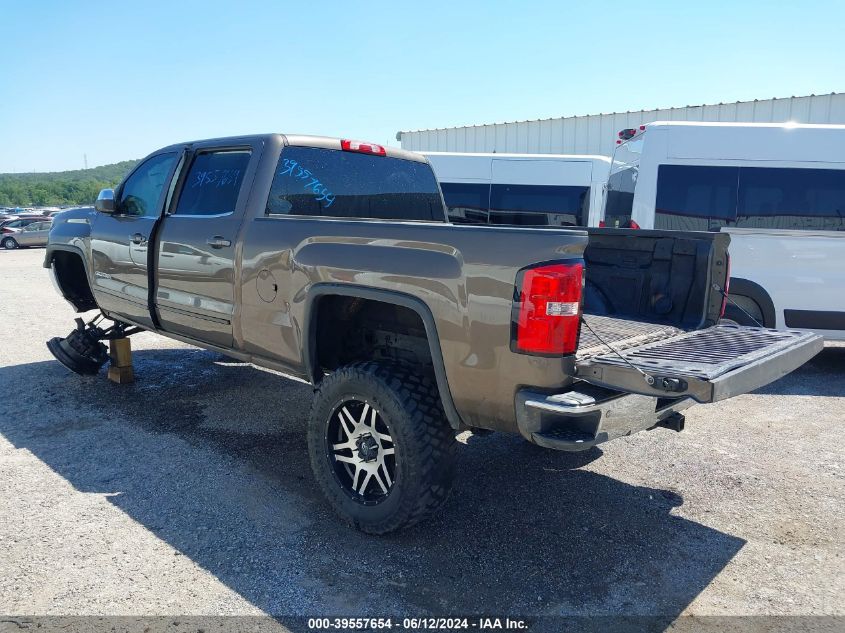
[397,92,845,157]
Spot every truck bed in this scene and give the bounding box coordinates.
[577,228,731,363]
[577,315,681,361]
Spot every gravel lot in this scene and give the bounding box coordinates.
[0,248,842,626]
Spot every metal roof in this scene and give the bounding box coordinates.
[397,93,845,157]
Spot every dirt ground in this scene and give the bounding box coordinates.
[0,248,842,628]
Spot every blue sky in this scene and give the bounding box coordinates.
[1,0,843,172]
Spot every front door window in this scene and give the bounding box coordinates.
[118,153,178,217]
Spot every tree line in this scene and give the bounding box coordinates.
[0,160,139,207]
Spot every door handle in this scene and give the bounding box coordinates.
[130,233,147,245]
[206,236,232,249]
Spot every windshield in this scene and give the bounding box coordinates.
[604,137,643,228]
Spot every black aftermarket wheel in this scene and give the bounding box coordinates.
[307,362,456,534]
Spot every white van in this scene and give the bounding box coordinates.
[423,152,610,228]
[603,121,845,340]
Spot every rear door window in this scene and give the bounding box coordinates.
[655,165,739,230]
[266,146,445,221]
[173,150,252,216]
[737,167,845,230]
[489,184,590,227]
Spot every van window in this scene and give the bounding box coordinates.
[605,137,642,228]
[737,167,845,231]
[439,182,490,224]
[655,165,739,231]
[653,165,845,231]
[266,147,444,221]
[489,184,589,227]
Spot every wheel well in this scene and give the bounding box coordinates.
[723,296,764,326]
[313,296,433,376]
[727,278,776,328]
[50,251,97,312]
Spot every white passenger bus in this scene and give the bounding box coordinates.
[603,121,845,340]
[423,152,610,228]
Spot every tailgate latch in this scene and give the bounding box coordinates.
[646,375,688,393]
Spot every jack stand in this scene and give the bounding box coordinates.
[107,338,134,384]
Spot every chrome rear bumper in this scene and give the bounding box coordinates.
[515,387,695,451]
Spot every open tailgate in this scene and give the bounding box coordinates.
[575,324,823,403]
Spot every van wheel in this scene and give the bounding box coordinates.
[2,237,18,250]
[722,299,765,327]
[307,362,456,534]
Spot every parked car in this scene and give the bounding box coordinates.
[2,218,53,249]
[1,216,49,233]
[602,121,845,340]
[45,134,821,533]
[0,208,30,221]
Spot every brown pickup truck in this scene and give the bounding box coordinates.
[44,133,822,533]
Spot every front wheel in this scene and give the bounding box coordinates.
[307,362,456,534]
[2,237,18,250]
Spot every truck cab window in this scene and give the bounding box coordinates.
[265,146,444,221]
[118,152,177,217]
[173,150,251,216]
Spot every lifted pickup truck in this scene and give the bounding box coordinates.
[45,134,822,533]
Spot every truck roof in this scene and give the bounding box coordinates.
[158,133,427,163]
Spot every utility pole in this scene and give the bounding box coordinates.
[84,154,88,170]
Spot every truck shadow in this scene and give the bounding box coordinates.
[753,345,845,397]
[0,350,746,627]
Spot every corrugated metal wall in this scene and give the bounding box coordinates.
[397,93,845,157]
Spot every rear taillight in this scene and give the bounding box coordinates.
[720,253,731,318]
[341,139,387,156]
[514,262,584,355]
[629,219,641,229]
[598,220,606,228]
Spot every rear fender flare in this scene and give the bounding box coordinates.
[303,283,464,430]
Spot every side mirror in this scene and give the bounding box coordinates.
[95,189,116,214]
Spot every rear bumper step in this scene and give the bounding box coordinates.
[575,324,823,403]
[516,389,695,451]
